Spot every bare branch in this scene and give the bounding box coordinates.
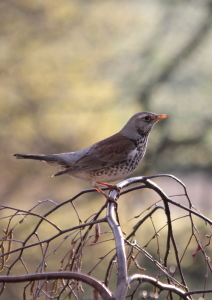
[128,274,191,300]
[0,174,211,299]
[0,272,114,300]
[106,190,128,300]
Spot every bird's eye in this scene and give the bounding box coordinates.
[144,116,151,121]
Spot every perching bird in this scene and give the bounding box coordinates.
[13,112,168,200]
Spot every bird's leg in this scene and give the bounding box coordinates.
[91,182,118,203]
[96,182,121,195]
[92,182,120,225]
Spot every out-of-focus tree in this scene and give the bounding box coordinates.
[1,1,212,220]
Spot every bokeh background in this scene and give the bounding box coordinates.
[1,0,212,298]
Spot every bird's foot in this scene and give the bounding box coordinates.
[96,182,121,194]
[93,185,117,203]
[92,182,120,203]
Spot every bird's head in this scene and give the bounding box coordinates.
[120,112,168,139]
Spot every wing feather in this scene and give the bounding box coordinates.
[53,133,135,176]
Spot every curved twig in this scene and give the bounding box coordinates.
[0,205,61,232]
[0,218,107,258]
[128,274,191,300]
[144,179,188,290]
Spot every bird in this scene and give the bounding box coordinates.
[13,112,168,201]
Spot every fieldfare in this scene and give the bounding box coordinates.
[13,112,168,200]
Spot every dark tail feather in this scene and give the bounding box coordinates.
[13,153,52,161]
[13,153,70,176]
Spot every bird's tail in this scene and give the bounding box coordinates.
[13,153,54,162]
[13,153,72,176]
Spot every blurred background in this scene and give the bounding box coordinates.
[1,0,212,210]
[1,0,212,298]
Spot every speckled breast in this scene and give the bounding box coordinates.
[88,137,148,183]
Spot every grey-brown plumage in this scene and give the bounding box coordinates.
[13,112,168,199]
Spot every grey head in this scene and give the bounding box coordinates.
[119,111,168,140]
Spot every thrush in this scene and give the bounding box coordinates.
[13,112,168,200]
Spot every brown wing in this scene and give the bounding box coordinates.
[77,132,135,166]
[53,133,135,176]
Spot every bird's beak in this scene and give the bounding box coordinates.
[155,114,169,121]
